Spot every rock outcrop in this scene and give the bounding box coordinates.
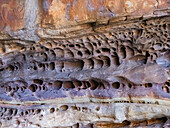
[0,0,169,127]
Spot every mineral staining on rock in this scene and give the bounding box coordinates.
[0,0,25,31]
[41,0,167,28]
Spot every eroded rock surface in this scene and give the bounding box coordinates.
[0,0,169,128]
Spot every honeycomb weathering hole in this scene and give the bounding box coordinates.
[49,62,55,70]
[59,105,68,111]
[112,82,120,89]
[89,80,99,90]
[63,81,75,90]
[33,79,43,85]
[52,81,62,90]
[8,65,15,71]
[50,108,55,113]
[29,84,38,92]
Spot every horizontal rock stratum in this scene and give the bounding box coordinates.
[0,0,169,128]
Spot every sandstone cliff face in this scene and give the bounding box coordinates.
[0,0,170,128]
[0,0,169,41]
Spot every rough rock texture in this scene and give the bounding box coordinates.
[41,0,167,28]
[0,0,25,31]
[0,0,169,128]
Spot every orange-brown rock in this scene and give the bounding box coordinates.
[41,0,168,28]
[0,0,25,31]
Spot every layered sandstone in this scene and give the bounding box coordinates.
[0,0,169,128]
